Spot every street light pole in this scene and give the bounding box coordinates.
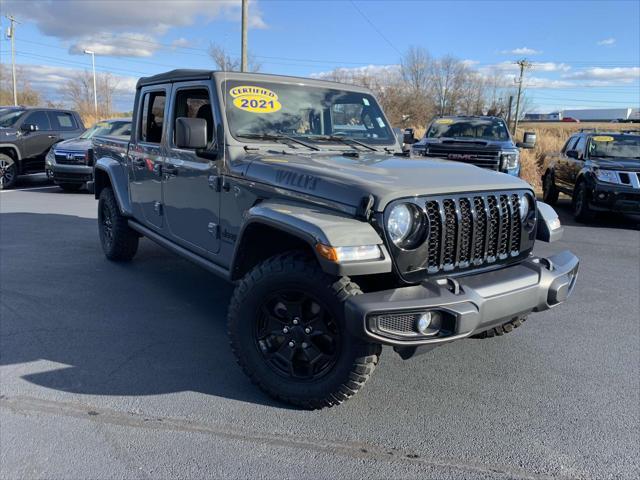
[5,15,19,106]
[241,0,248,72]
[84,49,98,118]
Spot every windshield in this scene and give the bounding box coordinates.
[588,135,640,159]
[0,109,25,128]
[80,120,132,139]
[223,80,395,146]
[426,118,510,140]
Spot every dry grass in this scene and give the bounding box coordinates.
[516,122,639,190]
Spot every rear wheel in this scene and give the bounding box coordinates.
[573,182,595,223]
[59,183,83,192]
[228,251,381,409]
[542,171,559,205]
[0,154,17,190]
[98,187,139,261]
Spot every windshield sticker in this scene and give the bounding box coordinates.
[362,98,370,106]
[376,117,386,127]
[592,135,614,142]
[229,85,282,113]
[436,118,454,124]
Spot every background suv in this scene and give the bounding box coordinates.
[0,107,84,189]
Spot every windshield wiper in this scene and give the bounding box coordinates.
[236,133,319,151]
[307,134,379,152]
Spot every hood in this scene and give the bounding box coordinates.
[0,128,19,139]
[589,157,640,171]
[243,152,530,211]
[417,137,515,150]
[53,137,91,152]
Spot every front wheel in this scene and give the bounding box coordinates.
[98,187,139,261]
[573,182,595,223]
[0,154,17,190]
[228,251,381,409]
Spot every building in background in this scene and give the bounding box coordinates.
[525,108,638,122]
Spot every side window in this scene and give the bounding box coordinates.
[562,136,578,154]
[139,91,166,143]
[24,110,51,131]
[574,136,587,158]
[48,111,77,130]
[171,88,213,146]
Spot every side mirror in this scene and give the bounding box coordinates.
[516,131,536,149]
[565,149,580,159]
[175,117,207,150]
[21,123,39,133]
[403,128,417,145]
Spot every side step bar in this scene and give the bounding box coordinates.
[127,220,231,281]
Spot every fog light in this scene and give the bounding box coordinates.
[416,312,432,334]
[598,193,606,200]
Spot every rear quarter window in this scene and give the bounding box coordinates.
[48,111,78,130]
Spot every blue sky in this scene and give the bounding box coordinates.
[1,0,638,113]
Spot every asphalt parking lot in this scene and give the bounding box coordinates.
[1,175,639,479]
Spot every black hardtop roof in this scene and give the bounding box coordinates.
[136,69,374,93]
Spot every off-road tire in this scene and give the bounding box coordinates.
[573,181,595,223]
[228,251,382,409]
[0,153,18,190]
[470,315,527,339]
[59,183,83,192]
[98,187,139,261]
[542,171,559,205]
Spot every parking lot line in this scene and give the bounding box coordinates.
[0,186,61,193]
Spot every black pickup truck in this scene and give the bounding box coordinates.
[0,106,85,189]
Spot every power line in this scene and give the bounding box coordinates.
[349,0,403,57]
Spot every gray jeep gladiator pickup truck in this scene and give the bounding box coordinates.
[92,70,579,409]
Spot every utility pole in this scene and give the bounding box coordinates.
[513,59,532,134]
[241,0,248,72]
[5,15,19,106]
[84,49,98,118]
[506,95,513,130]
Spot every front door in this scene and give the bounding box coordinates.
[129,87,168,229]
[20,110,56,172]
[163,83,221,255]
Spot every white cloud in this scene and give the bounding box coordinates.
[500,47,542,55]
[311,64,400,81]
[563,67,640,82]
[68,33,159,58]
[481,61,570,74]
[171,38,191,49]
[3,0,267,57]
[597,37,616,46]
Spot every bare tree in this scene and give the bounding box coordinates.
[208,43,261,72]
[401,46,431,93]
[0,65,42,106]
[61,70,120,123]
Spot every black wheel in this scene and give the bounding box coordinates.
[59,183,83,192]
[98,187,139,261]
[0,153,18,190]
[542,171,559,205]
[573,182,595,223]
[470,315,527,339]
[228,251,382,409]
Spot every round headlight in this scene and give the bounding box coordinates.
[387,203,427,249]
[387,203,413,245]
[519,194,531,220]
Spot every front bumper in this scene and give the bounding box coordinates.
[46,163,93,185]
[345,250,579,347]
[590,182,640,214]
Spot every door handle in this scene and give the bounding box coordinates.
[47,135,59,139]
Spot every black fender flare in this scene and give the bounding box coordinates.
[93,158,133,217]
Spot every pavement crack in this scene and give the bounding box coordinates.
[1,395,579,480]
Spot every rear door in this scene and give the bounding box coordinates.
[129,86,168,230]
[163,82,221,255]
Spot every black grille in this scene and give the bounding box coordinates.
[55,150,86,165]
[419,192,530,274]
[422,145,501,170]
